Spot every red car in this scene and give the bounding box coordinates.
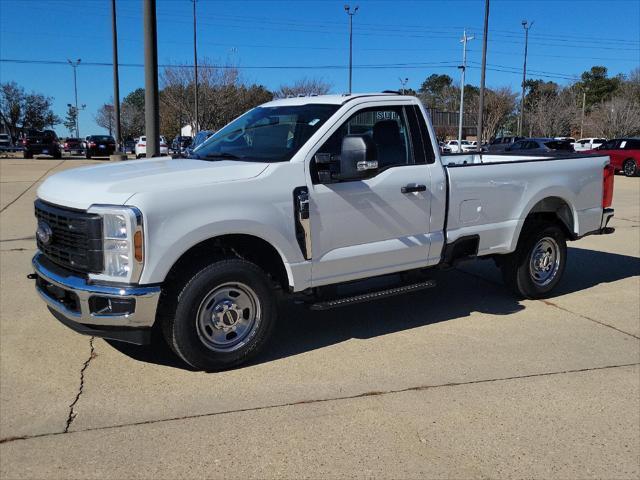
[588,138,640,177]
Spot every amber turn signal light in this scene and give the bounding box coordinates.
[134,230,144,262]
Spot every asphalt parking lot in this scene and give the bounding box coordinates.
[1,156,639,479]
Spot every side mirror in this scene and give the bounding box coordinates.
[339,134,377,179]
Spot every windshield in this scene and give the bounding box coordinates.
[190,104,339,162]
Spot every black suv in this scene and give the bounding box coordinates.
[85,135,116,158]
[22,130,62,159]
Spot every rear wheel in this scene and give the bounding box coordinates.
[23,151,33,159]
[85,150,92,159]
[162,259,277,371]
[500,222,567,299]
[623,159,638,177]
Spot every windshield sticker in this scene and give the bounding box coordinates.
[308,119,320,126]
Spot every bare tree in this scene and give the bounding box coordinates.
[274,77,332,98]
[528,88,579,137]
[94,104,115,135]
[466,86,517,142]
[590,96,640,138]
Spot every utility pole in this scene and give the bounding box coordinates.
[518,20,534,137]
[399,77,408,95]
[143,0,160,157]
[457,29,474,149]
[477,0,489,146]
[344,5,358,94]
[67,58,81,138]
[111,0,123,154]
[580,88,588,138]
[192,0,199,133]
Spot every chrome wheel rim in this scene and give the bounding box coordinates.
[196,282,261,352]
[529,237,561,287]
[624,160,636,176]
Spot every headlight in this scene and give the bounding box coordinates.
[87,205,144,283]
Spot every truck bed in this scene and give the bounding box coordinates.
[441,153,611,257]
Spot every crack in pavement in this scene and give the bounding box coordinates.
[455,267,640,340]
[63,337,96,433]
[0,236,36,243]
[0,361,637,446]
[541,299,640,340]
[0,159,66,214]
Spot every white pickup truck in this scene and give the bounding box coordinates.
[31,93,616,370]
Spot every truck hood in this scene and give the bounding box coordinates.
[37,157,270,210]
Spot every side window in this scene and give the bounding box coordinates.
[409,105,435,164]
[625,139,640,149]
[313,105,413,181]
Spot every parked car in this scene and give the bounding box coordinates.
[171,136,193,156]
[444,139,474,153]
[505,138,574,154]
[487,136,525,153]
[0,133,12,149]
[588,138,640,177]
[63,137,84,155]
[123,139,136,154]
[31,92,615,371]
[573,137,607,152]
[22,129,62,159]
[84,135,116,158]
[438,141,451,154]
[185,130,215,157]
[135,136,169,158]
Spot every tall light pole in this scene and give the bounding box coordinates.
[344,5,358,94]
[457,29,474,148]
[518,20,534,137]
[580,87,589,138]
[67,58,81,138]
[477,0,489,146]
[399,77,408,94]
[143,0,160,157]
[192,0,199,133]
[111,0,122,153]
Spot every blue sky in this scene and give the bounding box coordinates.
[1,0,638,136]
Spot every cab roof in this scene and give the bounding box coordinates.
[261,92,414,107]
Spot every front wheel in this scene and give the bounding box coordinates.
[623,159,638,177]
[500,222,567,299]
[162,259,277,371]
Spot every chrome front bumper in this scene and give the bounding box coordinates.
[32,253,161,343]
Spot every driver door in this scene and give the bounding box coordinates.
[308,104,434,287]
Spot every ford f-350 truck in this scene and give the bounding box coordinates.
[31,93,615,370]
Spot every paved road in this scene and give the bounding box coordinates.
[1,158,639,479]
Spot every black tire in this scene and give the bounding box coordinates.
[85,151,92,159]
[53,150,62,159]
[500,221,567,299]
[623,159,638,177]
[162,259,277,371]
[23,151,33,159]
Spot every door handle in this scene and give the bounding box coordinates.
[401,184,427,194]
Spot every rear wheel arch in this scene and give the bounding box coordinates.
[518,196,576,243]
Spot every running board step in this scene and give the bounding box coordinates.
[310,280,436,311]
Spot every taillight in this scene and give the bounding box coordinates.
[603,164,615,208]
[139,143,145,147]
[89,142,97,147]
[22,138,28,145]
[64,142,69,148]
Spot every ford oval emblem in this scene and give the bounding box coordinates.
[36,220,53,245]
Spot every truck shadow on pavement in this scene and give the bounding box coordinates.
[107,247,640,370]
